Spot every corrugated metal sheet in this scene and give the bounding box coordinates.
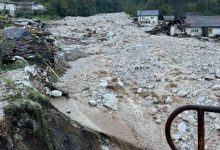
[137,10,159,16]
[185,15,220,27]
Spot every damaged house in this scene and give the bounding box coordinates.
[170,15,220,37]
[137,10,159,27]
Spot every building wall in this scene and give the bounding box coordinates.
[32,4,45,10]
[170,26,181,36]
[0,3,4,10]
[138,16,158,26]
[185,28,202,36]
[0,3,16,16]
[208,28,220,37]
[17,4,32,11]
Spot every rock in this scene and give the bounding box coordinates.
[92,91,103,100]
[204,74,215,81]
[96,99,102,103]
[101,145,110,150]
[171,89,178,93]
[212,85,220,90]
[102,93,118,110]
[88,99,98,106]
[146,85,155,89]
[136,88,143,94]
[107,31,114,37]
[150,108,158,115]
[177,90,189,97]
[165,96,173,104]
[178,122,187,133]
[160,78,166,83]
[214,91,220,97]
[196,96,206,103]
[172,134,181,140]
[64,49,89,61]
[215,69,220,78]
[209,113,217,119]
[67,109,71,114]
[115,79,124,89]
[99,80,108,87]
[155,119,162,124]
[15,80,33,88]
[143,99,154,107]
[49,90,63,97]
[215,124,220,130]
[24,65,37,76]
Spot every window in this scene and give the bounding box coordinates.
[208,28,212,34]
[151,17,154,19]
[153,21,155,24]
[191,29,199,33]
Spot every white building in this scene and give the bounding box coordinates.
[0,0,45,17]
[137,10,159,27]
[183,15,220,37]
[0,2,16,16]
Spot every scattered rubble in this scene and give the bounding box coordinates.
[176,89,189,97]
[45,12,220,149]
[178,122,187,133]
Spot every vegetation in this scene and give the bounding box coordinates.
[1,79,53,150]
[10,0,220,17]
[0,60,27,71]
[4,99,53,150]
[124,0,220,16]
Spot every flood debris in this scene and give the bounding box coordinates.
[0,18,69,98]
[3,27,31,39]
[146,16,185,35]
[12,18,45,28]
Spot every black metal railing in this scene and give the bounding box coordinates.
[165,105,220,150]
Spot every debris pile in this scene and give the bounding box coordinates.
[147,17,185,35]
[0,18,69,98]
[0,26,55,66]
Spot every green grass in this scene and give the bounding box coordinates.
[0,77,14,86]
[27,89,52,108]
[0,60,27,71]
[1,77,52,109]
[31,15,53,21]
[4,99,53,150]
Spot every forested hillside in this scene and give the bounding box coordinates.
[125,0,220,16]
[11,0,220,17]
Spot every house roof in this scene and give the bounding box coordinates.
[163,16,175,21]
[137,10,159,16]
[185,15,220,28]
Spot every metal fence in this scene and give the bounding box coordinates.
[165,105,220,150]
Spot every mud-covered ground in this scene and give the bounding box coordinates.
[48,13,220,150]
[0,16,142,150]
